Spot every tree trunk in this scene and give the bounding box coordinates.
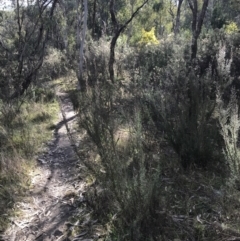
[109,0,148,83]
[77,0,88,91]
[191,34,198,60]
[59,0,69,52]
[127,0,134,44]
[92,0,97,38]
[187,0,209,60]
[109,33,120,83]
[174,0,184,36]
[10,0,58,99]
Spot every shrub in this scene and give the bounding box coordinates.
[76,82,162,240]
[225,21,239,34]
[27,86,56,103]
[132,37,224,169]
[138,27,159,46]
[85,38,110,86]
[39,47,68,81]
[132,41,174,85]
[145,70,221,169]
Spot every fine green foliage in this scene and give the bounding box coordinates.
[69,29,240,239]
[133,36,222,170]
[75,82,162,240]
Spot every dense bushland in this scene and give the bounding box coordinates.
[1,0,240,240]
[69,30,240,240]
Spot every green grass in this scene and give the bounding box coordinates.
[0,92,60,231]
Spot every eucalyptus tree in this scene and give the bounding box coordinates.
[187,0,209,60]
[174,0,184,35]
[109,0,149,83]
[76,0,88,90]
[0,0,58,100]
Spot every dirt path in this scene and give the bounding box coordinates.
[2,93,89,241]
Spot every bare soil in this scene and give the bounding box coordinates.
[1,93,91,241]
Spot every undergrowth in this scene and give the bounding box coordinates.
[76,82,162,240]
[0,85,59,231]
[74,81,240,240]
[70,34,240,240]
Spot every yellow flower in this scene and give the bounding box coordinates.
[139,27,159,45]
[225,21,239,34]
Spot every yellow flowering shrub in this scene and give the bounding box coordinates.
[225,21,239,34]
[138,27,159,45]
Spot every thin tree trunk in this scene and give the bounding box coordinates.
[127,0,134,44]
[187,0,209,60]
[11,0,58,99]
[59,0,69,51]
[168,1,175,32]
[109,0,148,83]
[77,0,88,91]
[188,0,198,60]
[174,0,184,36]
[92,0,97,38]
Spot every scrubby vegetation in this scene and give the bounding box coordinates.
[1,0,240,240]
[71,33,240,240]
[0,61,61,228]
[0,84,59,230]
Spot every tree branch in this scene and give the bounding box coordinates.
[187,0,194,12]
[196,0,209,37]
[109,0,149,83]
[109,0,119,32]
[11,0,59,99]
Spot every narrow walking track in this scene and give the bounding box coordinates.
[2,93,89,241]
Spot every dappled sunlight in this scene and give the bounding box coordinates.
[114,127,131,149]
[2,92,93,240]
[1,0,240,240]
